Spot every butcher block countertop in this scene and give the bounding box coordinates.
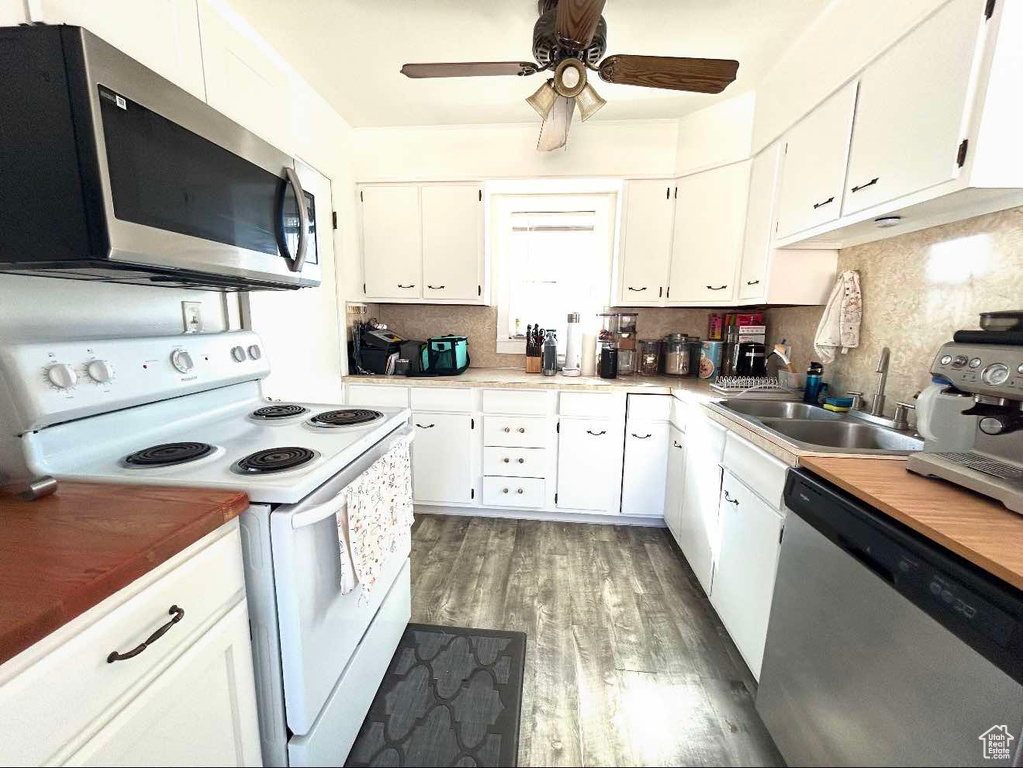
[0,482,248,667]
[801,456,1023,592]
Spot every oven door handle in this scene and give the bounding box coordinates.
[289,428,414,530]
[282,167,310,273]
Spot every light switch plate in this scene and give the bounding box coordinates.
[181,301,203,334]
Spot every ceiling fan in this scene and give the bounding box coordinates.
[400,0,739,151]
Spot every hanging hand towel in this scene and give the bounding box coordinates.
[337,434,414,599]
[814,270,862,364]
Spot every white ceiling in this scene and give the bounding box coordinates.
[234,0,829,128]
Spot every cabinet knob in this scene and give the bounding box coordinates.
[502,487,509,494]
[517,427,525,433]
[503,427,511,433]
[518,458,525,464]
[517,488,524,494]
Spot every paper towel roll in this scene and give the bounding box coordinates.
[581,333,597,377]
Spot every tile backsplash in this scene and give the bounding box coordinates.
[768,206,1023,414]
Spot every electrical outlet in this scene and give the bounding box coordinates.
[181,301,203,334]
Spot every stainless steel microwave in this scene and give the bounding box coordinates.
[0,25,320,291]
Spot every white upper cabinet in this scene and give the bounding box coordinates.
[361,185,422,300]
[616,180,675,305]
[197,0,293,151]
[29,0,206,100]
[667,161,751,305]
[422,185,483,302]
[775,82,858,240]
[842,0,988,216]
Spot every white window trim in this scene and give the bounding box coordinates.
[490,190,620,355]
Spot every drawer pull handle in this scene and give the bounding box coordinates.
[673,440,683,449]
[107,605,184,664]
[426,284,446,290]
[627,286,647,292]
[705,285,727,291]
[812,196,834,209]
[415,423,435,429]
[517,427,526,433]
[586,430,606,436]
[746,279,760,286]
[397,283,416,289]
[517,488,524,494]
[723,490,739,506]
[631,432,652,439]
[851,177,879,193]
[518,458,525,464]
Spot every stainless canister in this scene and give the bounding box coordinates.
[663,334,700,376]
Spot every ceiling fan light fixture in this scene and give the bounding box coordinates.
[575,82,607,121]
[553,58,587,98]
[526,79,558,119]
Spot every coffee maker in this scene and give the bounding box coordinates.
[907,338,1023,514]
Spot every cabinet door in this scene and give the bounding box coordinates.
[737,143,781,302]
[197,0,292,150]
[422,185,483,302]
[678,417,726,594]
[32,0,206,100]
[65,602,261,767]
[411,413,474,504]
[556,418,619,513]
[663,425,686,541]
[775,82,857,238]
[617,180,674,305]
[361,186,422,299]
[621,421,669,517]
[842,0,987,216]
[667,161,751,304]
[710,473,784,680]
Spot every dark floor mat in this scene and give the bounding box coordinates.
[346,623,527,768]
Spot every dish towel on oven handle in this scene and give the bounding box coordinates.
[336,433,414,599]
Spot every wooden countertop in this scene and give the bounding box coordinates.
[0,482,248,667]
[800,456,1023,592]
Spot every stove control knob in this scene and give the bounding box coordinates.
[982,363,1010,387]
[85,360,115,384]
[231,346,246,363]
[46,363,78,390]
[952,355,969,368]
[171,349,194,374]
[247,345,262,361]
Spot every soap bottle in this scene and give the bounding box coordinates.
[803,362,824,404]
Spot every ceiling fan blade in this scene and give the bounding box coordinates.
[598,54,739,94]
[537,96,575,152]
[400,61,538,78]
[555,0,606,50]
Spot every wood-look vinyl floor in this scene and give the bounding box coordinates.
[410,515,784,768]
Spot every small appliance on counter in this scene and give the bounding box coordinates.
[597,311,620,379]
[721,313,766,377]
[617,313,638,376]
[354,325,407,375]
[907,324,1023,513]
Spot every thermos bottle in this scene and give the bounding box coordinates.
[803,362,825,404]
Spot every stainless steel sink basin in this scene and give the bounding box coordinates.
[758,418,924,453]
[720,400,844,421]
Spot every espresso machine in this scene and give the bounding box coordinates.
[908,334,1023,514]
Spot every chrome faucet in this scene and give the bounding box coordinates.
[870,347,891,416]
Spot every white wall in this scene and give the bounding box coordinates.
[674,91,755,177]
[752,0,948,152]
[0,0,25,24]
[351,119,680,182]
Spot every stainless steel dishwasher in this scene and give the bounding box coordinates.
[756,469,1023,767]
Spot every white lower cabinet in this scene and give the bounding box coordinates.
[411,412,474,504]
[556,418,619,513]
[678,415,727,594]
[65,602,259,767]
[663,425,686,541]
[621,421,669,517]
[710,471,784,680]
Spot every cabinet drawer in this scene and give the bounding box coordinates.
[345,384,409,408]
[482,477,545,508]
[482,389,548,415]
[483,447,546,478]
[483,415,547,447]
[722,432,788,509]
[0,527,245,766]
[410,387,473,412]
[559,391,617,418]
[627,393,671,422]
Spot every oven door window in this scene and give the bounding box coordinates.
[99,86,290,260]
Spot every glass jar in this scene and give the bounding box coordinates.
[663,334,701,376]
[617,348,636,376]
[637,339,661,376]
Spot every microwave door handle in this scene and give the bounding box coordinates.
[283,167,310,273]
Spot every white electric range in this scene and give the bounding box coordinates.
[0,331,414,766]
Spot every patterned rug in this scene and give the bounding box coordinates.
[346,624,527,767]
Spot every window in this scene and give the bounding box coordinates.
[492,190,618,354]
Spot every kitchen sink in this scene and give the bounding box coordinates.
[758,418,924,453]
[720,400,844,421]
